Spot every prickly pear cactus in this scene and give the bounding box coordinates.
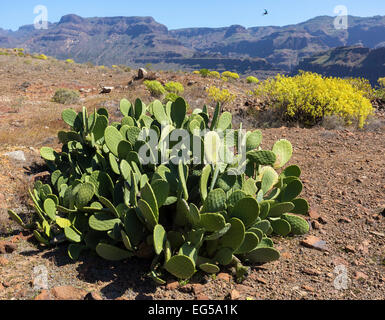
[8,97,310,283]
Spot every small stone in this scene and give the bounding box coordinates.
[50,286,88,300]
[192,284,204,295]
[166,281,179,290]
[302,285,315,292]
[196,294,209,300]
[138,68,148,79]
[100,86,114,94]
[115,296,129,300]
[255,277,268,284]
[353,271,368,280]
[344,245,356,253]
[301,236,328,252]
[281,251,292,259]
[312,220,322,230]
[338,217,352,223]
[4,150,26,162]
[34,290,52,300]
[0,257,9,266]
[230,289,240,300]
[308,208,320,220]
[217,273,231,282]
[84,292,103,300]
[302,268,321,276]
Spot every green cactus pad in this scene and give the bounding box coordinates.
[200,213,226,232]
[89,212,120,231]
[202,189,226,213]
[55,217,71,228]
[138,199,157,231]
[141,182,159,220]
[75,183,95,209]
[199,263,220,274]
[246,150,276,166]
[231,197,259,228]
[282,214,310,235]
[219,217,245,251]
[96,243,133,261]
[43,198,57,221]
[64,227,82,243]
[246,247,280,263]
[272,139,293,169]
[200,165,212,201]
[246,130,263,151]
[270,218,291,236]
[283,165,301,178]
[40,147,56,161]
[290,198,309,215]
[120,99,132,117]
[153,224,166,255]
[105,126,123,157]
[204,223,231,241]
[33,230,49,245]
[188,203,201,226]
[171,98,187,128]
[281,179,303,202]
[165,255,196,279]
[227,190,247,209]
[151,179,169,207]
[217,112,232,131]
[7,210,25,228]
[268,202,295,217]
[260,167,279,194]
[153,100,170,124]
[253,220,271,234]
[234,232,260,254]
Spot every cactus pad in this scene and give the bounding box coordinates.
[164,255,195,279]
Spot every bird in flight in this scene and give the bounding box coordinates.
[263,9,268,16]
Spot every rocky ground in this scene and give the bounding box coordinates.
[0,52,384,300]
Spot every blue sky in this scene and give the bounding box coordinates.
[1,0,384,31]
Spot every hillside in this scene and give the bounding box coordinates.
[2,14,385,73]
[293,45,385,85]
[0,51,384,300]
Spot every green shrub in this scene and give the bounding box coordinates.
[164,81,184,95]
[144,80,166,97]
[9,97,309,283]
[165,92,179,103]
[246,76,259,84]
[34,54,48,60]
[52,89,80,105]
[65,59,75,64]
[199,69,210,77]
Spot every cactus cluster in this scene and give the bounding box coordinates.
[9,97,310,283]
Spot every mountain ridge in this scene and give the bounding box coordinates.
[1,14,385,73]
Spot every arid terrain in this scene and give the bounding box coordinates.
[0,52,384,300]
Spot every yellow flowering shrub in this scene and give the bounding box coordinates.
[222,71,239,80]
[144,80,166,97]
[378,77,385,88]
[209,71,220,78]
[34,54,48,60]
[206,86,236,105]
[252,72,373,128]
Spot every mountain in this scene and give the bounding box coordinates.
[292,45,385,85]
[2,14,385,73]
